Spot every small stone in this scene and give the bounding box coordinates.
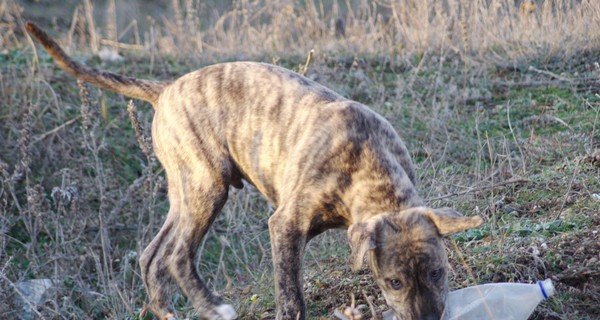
[15,279,56,320]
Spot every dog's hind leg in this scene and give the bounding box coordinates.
[140,174,181,319]
[141,168,236,320]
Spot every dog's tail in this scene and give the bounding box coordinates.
[25,21,168,105]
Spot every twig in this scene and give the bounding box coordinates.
[555,159,581,220]
[83,0,98,53]
[506,102,527,176]
[33,116,81,144]
[93,175,145,244]
[99,39,145,51]
[299,49,314,76]
[528,66,574,82]
[362,290,380,320]
[492,78,600,88]
[426,178,530,202]
[84,223,139,233]
[450,239,478,286]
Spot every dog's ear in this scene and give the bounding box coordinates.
[425,207,483,236]
[347,217,381,272]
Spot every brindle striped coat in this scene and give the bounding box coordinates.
[26,22,482,320]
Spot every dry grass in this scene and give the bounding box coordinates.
[4,0,600,63]
[1,0,599,319]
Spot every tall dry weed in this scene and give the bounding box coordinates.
[4,0,597,64]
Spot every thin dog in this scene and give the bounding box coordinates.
[26,22,482,320]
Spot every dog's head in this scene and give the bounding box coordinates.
[348,207,482,320]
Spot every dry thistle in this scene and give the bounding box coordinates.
[26,184,46,219]
[127,100,155,165]
[78,80,92,132]
[23,184,47,253]
[10,101,34,184]
[51,185,80,212]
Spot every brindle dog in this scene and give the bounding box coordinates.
[26,22,482,320]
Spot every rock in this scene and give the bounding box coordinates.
[14,279,56,320]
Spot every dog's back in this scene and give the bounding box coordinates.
[153,62,418,213]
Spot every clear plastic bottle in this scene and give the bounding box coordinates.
[442,279,555,320]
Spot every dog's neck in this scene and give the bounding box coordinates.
[346,187,424,225]
[337,164,424,225]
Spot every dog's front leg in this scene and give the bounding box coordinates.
[268,207,309,320]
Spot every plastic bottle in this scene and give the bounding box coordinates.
[442,279,555,320]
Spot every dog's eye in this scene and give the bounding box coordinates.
[389,279,402,290]
[430,268,444,282]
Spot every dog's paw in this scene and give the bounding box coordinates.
[214,304,237,320]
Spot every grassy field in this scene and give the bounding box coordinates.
[1,0,599,319]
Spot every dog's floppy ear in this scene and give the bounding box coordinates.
[347,216,382,272]
[425,207,483,236]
